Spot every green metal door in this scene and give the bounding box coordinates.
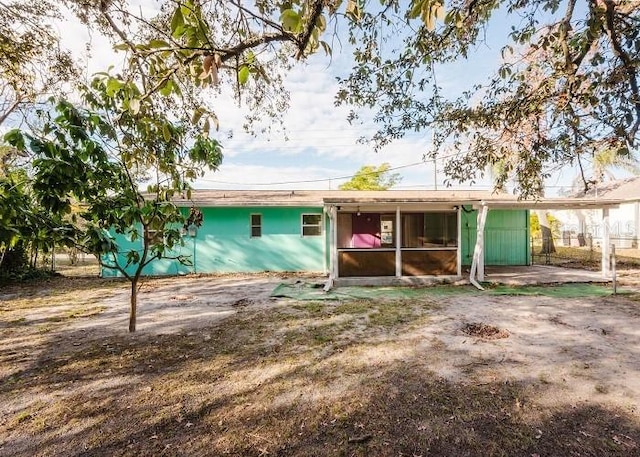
[461,209,530,266]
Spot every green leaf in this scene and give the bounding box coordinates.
[238,66,250,85]
[315,14,327,32]
[409,0,424,19]
[159,79,173,96]
[280,9,301,32]
[171,8,185,38]
[106,78,124,96]
[3,129,25,150]
[162,123,171,142]
[191,107,205,125]
[149,39,171,49]
[501,45,514,59]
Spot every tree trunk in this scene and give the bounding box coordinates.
[129,277,138,332]
[576,210,587,247]
[537,210,556,254]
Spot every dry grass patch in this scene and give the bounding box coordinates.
[537,246,640,270]
[1,279,640,456]
[0,276,120,312]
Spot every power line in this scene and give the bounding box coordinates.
[195,148,484,187]
[197,161,428,186]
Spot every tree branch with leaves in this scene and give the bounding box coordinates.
[5,79,223,332]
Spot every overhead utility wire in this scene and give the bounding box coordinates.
[198,161,428,186]
[197,147,472,187]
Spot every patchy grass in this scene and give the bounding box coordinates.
[0,276,120,311]
[533,245,640,270]
[1,278,639,456]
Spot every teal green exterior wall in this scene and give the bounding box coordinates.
[102,206,326,277]
[461,208,530,266]
[192,206,326,273]
[102,204,530,277]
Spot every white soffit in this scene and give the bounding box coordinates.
[472,198,621,210]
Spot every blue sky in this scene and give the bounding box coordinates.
[53,2,633,195]
[52,3,498,192]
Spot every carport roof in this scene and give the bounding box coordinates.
[172,189,621,209]
[472,198,621,210]
[571,176,640,202]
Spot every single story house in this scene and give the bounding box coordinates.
[101,190,621,286]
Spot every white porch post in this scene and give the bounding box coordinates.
[634,201,639,249]
[322,208,328,275]
[395,206,401,277]
[331,206,338,279]
[477,205,487,281]
[470,204,488,287]
[324,205,338,291]
[602,208,610,278]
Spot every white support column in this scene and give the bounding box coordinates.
[322,208,328,275]
[477,205,487,282]
[324,205,338,291]
[470,204,488,288]
[602,207,610,278]
[634,201,639,249]
[331,206,338,279]
[395,206,402,277]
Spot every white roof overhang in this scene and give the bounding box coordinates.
[472,198,622,210]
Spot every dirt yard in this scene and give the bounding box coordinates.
[1,272,640,456]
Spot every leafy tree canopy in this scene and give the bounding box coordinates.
[337,0,640,197]
[0,1,77,125]
[4,79,223,331]
[5,0,640,199]
[339,162,402,190]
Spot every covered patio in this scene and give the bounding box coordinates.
[469,197,621,289]
[323,192,622,290]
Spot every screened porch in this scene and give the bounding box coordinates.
[334,210,460,277]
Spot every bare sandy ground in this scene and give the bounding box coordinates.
[2,271,640,456]
[11,272,640,420]
[410,292,640,416]
[72,275,284,335]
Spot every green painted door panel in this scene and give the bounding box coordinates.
[461,208,530,266]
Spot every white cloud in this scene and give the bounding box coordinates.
[45,4,521,193]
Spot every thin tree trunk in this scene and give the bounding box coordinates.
[129,277,138,332]
[537,210,556,254]
[576,211,587,247]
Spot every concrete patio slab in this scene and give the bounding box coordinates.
[332,265,613,288]
[484,265,610,285]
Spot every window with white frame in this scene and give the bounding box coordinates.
[250,214,262,237]
[302,213,322,236]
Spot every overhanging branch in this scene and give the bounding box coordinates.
[604,0,640,143]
